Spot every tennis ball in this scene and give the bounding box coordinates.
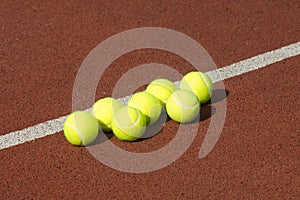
[146,78,177,107]
[180,71,213,104]
[63,111,99,146]
[112,106,147,141]
[166,89,200,123]
[128,92,162,125]
[92,97,123,132]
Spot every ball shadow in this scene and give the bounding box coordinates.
[189,88,227,123]
[186,104,216,124]
[200,105,216,121]
[136,108,169,142]
[86,129,114,146]
[206,89,229,105]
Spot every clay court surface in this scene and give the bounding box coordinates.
[1,1,299,199]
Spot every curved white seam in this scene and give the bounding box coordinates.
[64,122,84,143]
[150,82,177,103]
[152,82,176,92]
[113,109,141,129]
[199,73,211,95]
[173,94,198,109]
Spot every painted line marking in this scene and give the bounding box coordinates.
[0,41,300,150]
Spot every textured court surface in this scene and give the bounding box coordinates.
[1,1,299,199]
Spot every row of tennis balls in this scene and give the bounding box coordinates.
[63,71,213,146]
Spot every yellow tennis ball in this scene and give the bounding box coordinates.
[92,97,123,132]
[180,71,213,104]
[128,92,162,125]
[63,111,99,146]
[145,78,177,107]
[166,89,200,123]
[112,106,147,141]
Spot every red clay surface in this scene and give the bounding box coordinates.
[1,0,299,199]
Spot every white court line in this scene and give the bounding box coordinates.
[1,42,300,150]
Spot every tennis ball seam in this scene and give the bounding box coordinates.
[64,122,85,144]
[152,82,174,91]
[199,72,212,96]
[127,102,137,110]
[172,96,199,109]
[149,82,177,103]
[161,98,168,104]
[113,109,141,129]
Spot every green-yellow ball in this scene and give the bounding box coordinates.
[92,97,123,132]
[112,106,147,141]
[166,89,200,123]
[63,111,99,146]
[180,71,213,104]
[128,92,162,125]
[146,78,177,107]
